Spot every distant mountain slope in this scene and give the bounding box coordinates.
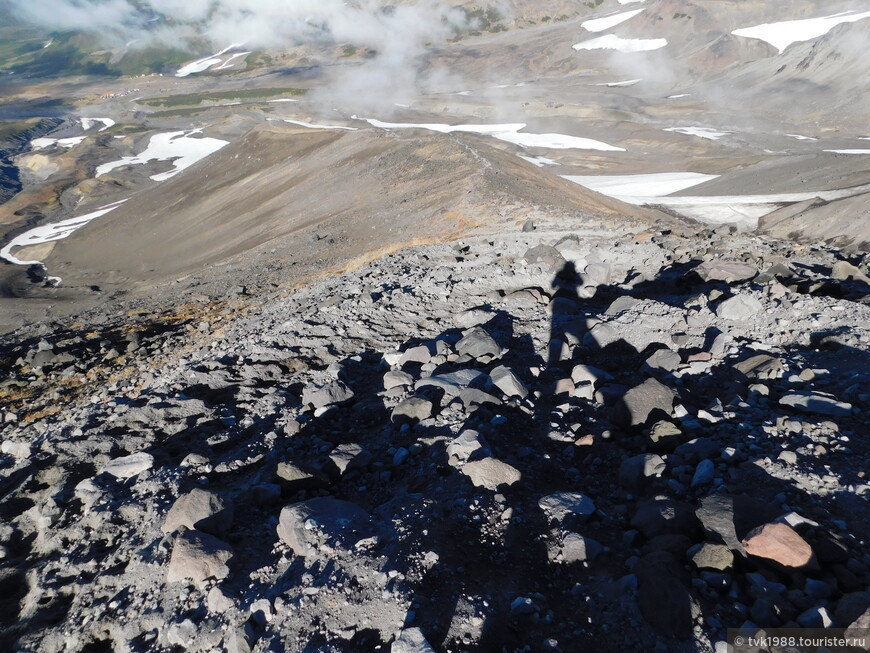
[46,125,672,291]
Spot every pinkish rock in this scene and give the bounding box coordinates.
[742,522,816,569]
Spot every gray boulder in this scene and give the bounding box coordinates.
[167,530,233,589]
[489,365,528,398]
[162,489,234,535]
[391,397,434,424]
[539,492,596,523]
[616,378,676,428]
[392,627,436,653]
[456,327,502,360]
[277,498,370,557]
[716,294,763,321]
[462,458,522,490]
[302,380,355,409]
[779,392,852,417]
[101,451,154,479]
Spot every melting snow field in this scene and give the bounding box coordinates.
[581,8,645,33]
[732,11,870,53]
[0,201,127,267]
[561,172,719,197]
[573,35,667,53]
[4,130,231,274]
[31,136,86,150]
[176,44,246,77]
[591,79,642,87]
[359,118,625,151]
[665,127,732,141]
[564,175,870,230]
[283,119,357,131]
[81,118,115,132]
[519,155,559,167]
[96,130,229,181]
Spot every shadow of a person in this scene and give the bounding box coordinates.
[546,262,582,373]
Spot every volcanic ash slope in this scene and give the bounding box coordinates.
[1,207,869,651]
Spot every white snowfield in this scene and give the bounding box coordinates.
[4,130,230,273]
[214,51,251,71]
[573,35,667,53]
[564,174,870,230]
[519,155,559,167]
[96,130,229,182]
[824,150,870,154]
[0,200,127,266]
[581,8,644,33]
[591,79,642,87]
[562,172,719,197]
[732,11,870,53]
[81,118,115,132]
[665,127,732,141]
[787,134,817,141]
[31,136,86,150]
[359,118,624,151]
[283,119,357,131]
[176,44,246,77]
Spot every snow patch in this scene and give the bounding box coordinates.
[732,11,870,53]
[0,200,127,267]
[95,130,229,181]
[573,35,667,53]
[176,44,245,77]
[787,134,817,141]
[665,127,732,141]
[519,155,559,167]
[283,119,357,131]
[561,172,719,197]
[30,136,86,150]
[824,149,870,154]
[591,79,641,87]
[564,176,870,230]
[214,52,251,71]
[81,118,115,132]
[582,8,645,33]
[359,118,624,151]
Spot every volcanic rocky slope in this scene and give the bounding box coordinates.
[1,215,869,652]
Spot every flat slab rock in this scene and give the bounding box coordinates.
[617,377,676,428]
[696,259,757,283]
[779,392,852,417]
[538,492,596,522]
[100,451,154,479]
[742,522,817,569]
[416,369,487,396]
[715,294,763,321]
[462,457,521,490]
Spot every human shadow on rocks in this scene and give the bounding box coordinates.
[197,257,869,652]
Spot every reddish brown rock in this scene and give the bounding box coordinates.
[742,522,816,568]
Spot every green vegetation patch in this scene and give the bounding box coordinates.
[143,87,308,108]
[455,5,508,36]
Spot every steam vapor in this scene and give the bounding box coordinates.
[7,0,475,112]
